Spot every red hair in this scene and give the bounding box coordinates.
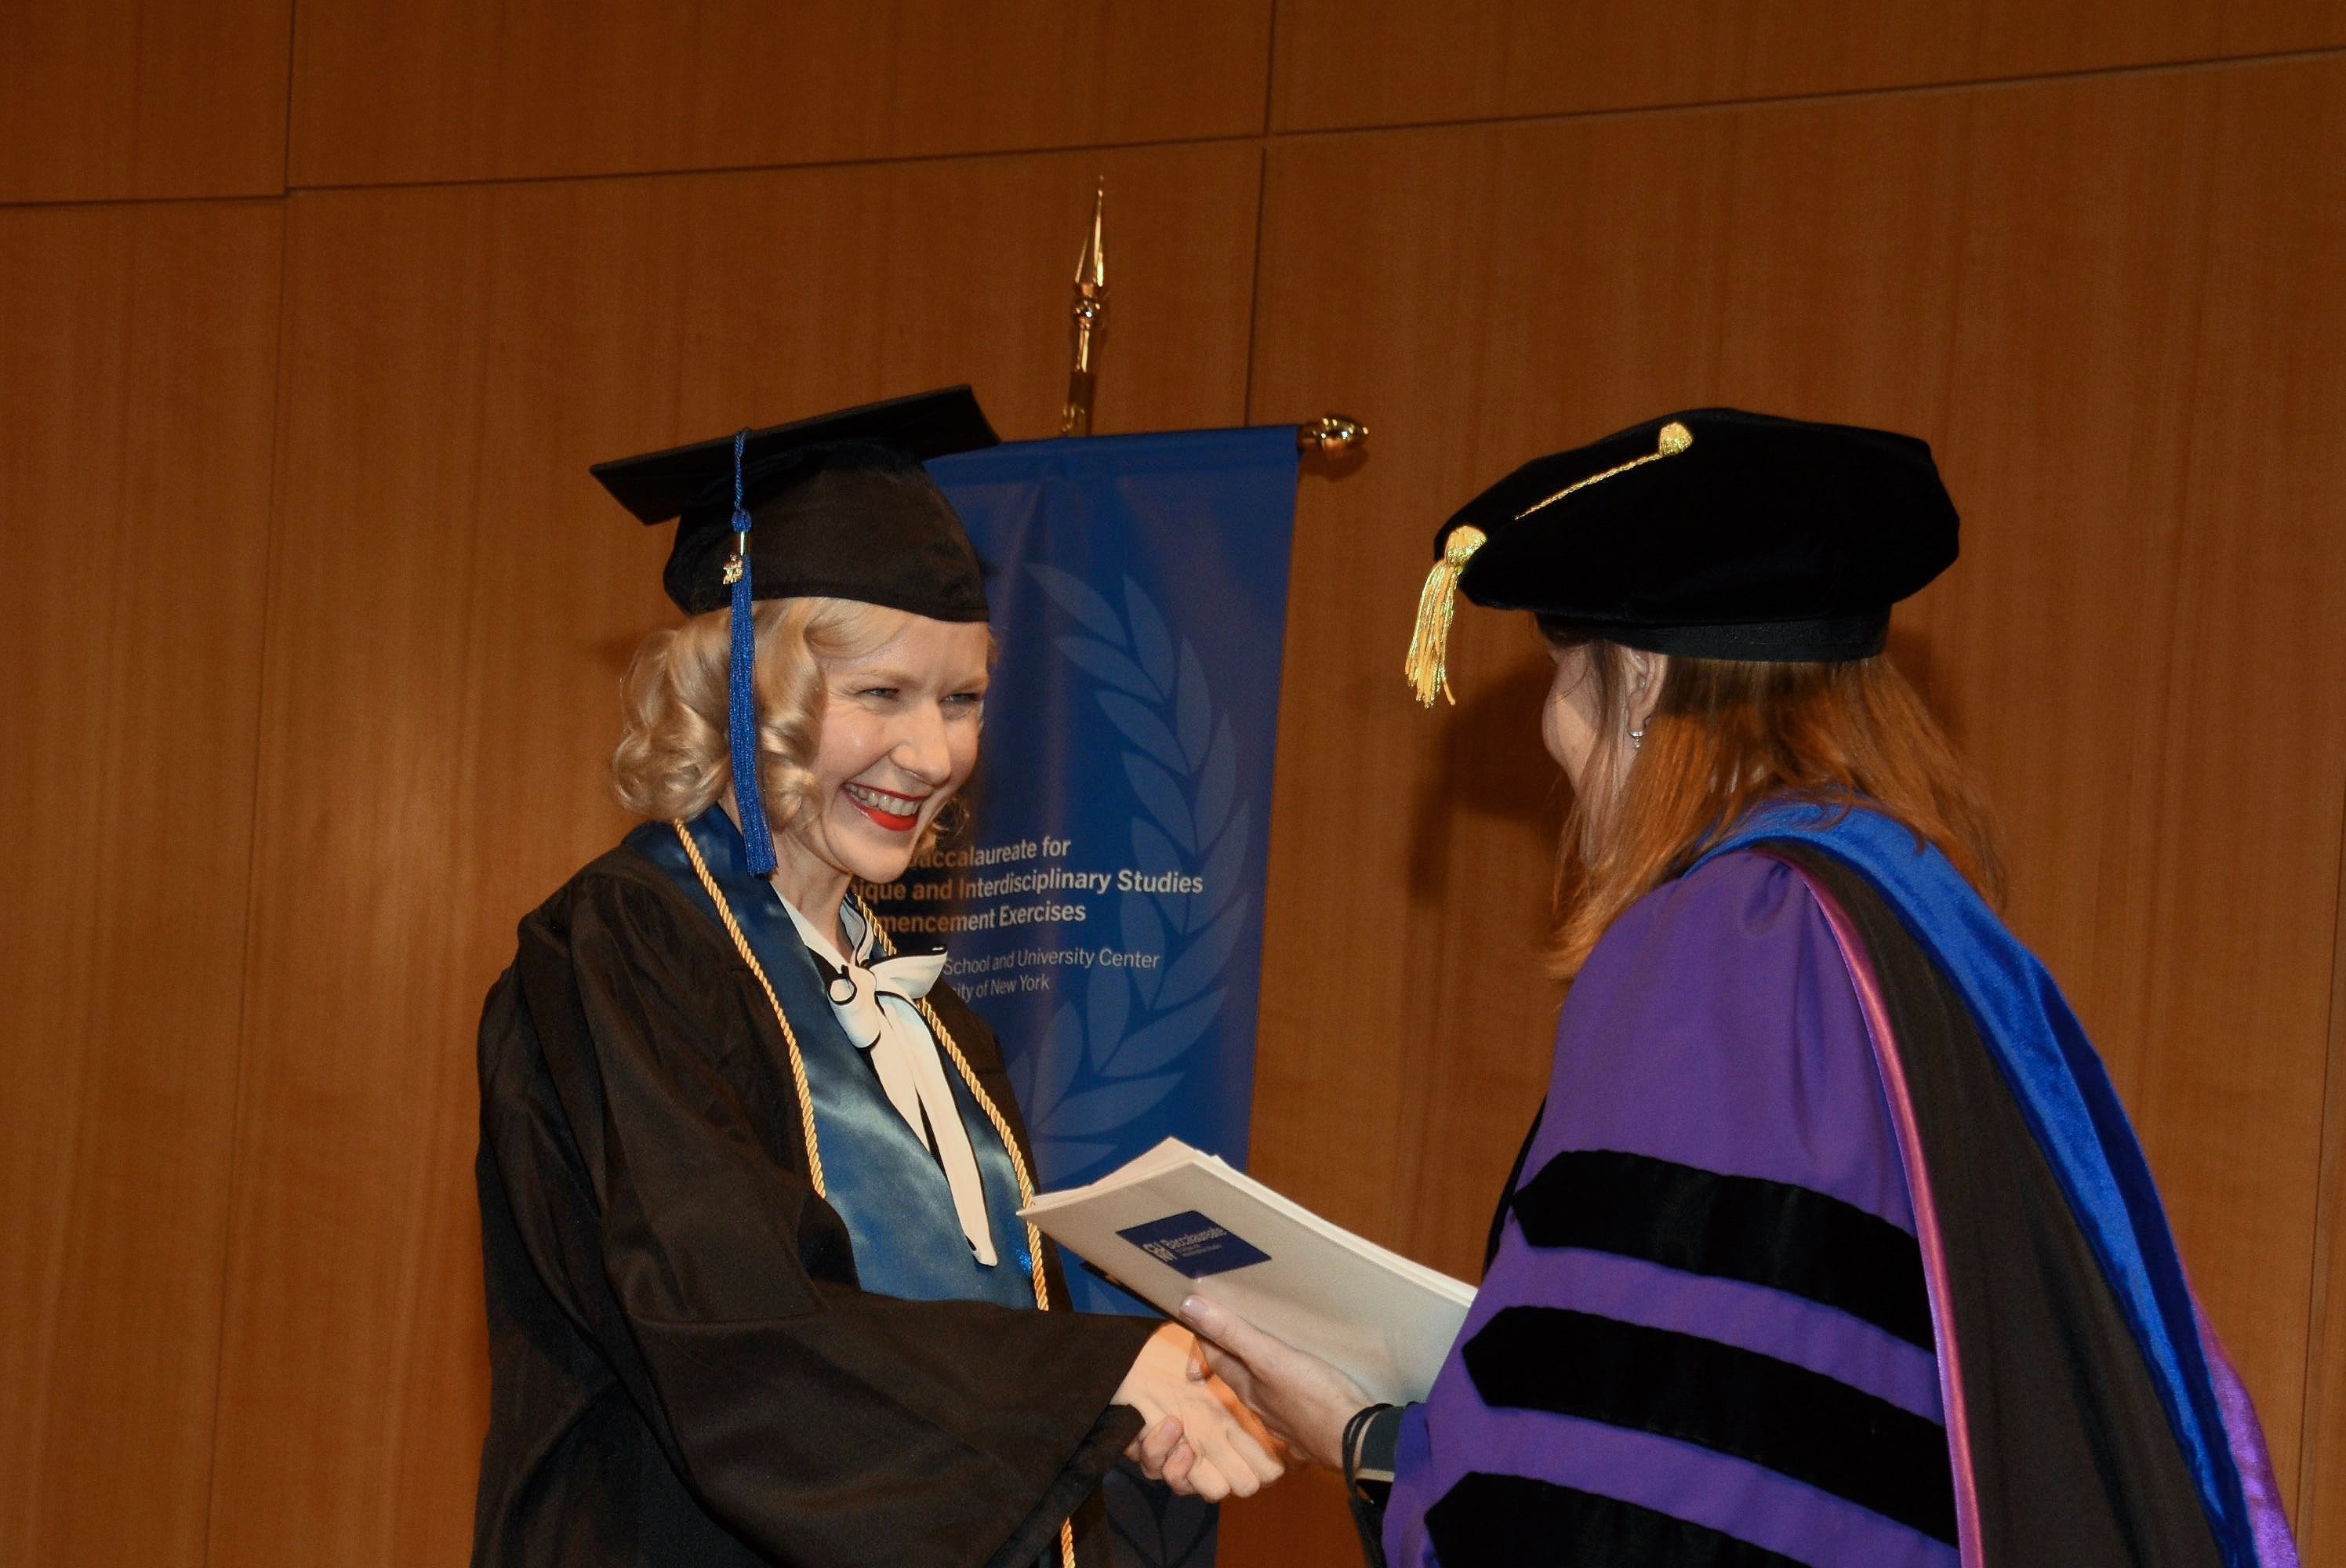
[1546,632,2003,979]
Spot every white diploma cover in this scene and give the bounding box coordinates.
[1021,1139,1476,1406]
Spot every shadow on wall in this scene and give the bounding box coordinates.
[1885,626,1966,749]
[1407,639,1566,902]
[1400,626,1964,915]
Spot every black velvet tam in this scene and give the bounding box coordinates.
[592,386,1000,619]
[1443,408,1959,660]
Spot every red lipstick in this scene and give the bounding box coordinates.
[844,782,924,833]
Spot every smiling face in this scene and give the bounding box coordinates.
[768,613,991,916]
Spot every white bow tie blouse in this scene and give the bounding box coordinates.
[778,895,998,1267]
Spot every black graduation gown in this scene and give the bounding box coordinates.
[470,840,1157,1568]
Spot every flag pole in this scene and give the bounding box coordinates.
[1055,177,1365,458]
[1059,180,1107,437]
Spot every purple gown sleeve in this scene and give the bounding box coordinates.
[1382,851,1956,1568]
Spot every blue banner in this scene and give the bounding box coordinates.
[892,426,1298,1568]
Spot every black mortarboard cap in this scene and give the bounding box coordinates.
[1405,408,1959,703]
[592,385,999,618]
[590,386,999,873]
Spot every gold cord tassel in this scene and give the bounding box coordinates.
[1406,419,1694,706]
[1404,524,1487,706]
[674,830,1081,1568]
[1514,419,1694,521]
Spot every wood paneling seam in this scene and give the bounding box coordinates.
[278,132,1266,201]
[0,194,289,217]
[2297,775,2346,1529]
[1260,43,2346,149]
[197,196,295,1568]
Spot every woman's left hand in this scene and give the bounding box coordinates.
[1179,1296,1372,1470]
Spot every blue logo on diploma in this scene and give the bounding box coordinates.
[1117,1211,1271,1279]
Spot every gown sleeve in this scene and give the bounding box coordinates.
[1381,849,1957,1568]
[476,858,1157,1566]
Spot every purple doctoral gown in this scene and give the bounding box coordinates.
[1378,844,2293,1567]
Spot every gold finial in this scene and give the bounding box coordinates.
[1514,419,1694,521]
[1059,180,1108,437]
[1404,524,1487,706]
[1298,412,1367,456]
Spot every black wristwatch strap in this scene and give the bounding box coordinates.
[1342,1403,1397,1486]
[1342,1403,1404,1568]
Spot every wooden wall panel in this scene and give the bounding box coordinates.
[0,0,291,202]
[2304,887,2346,1561]
[1227,56,2345,1563]
[2171,60,2346,1546]
[1269,0,2346,133]
[0,202,282,1567]
[201,143,1262,1565]
[288,0,1273,189]
[0,7,2332,1564]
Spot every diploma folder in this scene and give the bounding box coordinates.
[1019,1138,1476,1406]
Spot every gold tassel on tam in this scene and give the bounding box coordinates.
[1405,524,1487,706]
[1406,421,1695,708]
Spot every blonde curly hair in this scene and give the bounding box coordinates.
[611,597,920,833]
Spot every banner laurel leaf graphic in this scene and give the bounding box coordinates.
[1028,564,1125,644]
[1019,567,1258,1188]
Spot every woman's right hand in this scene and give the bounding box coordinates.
[1115,1323,1284,1501]
[1178,1296,1371,1470]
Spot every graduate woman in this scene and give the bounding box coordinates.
[470,389,1277,1568]
[1184,410,2298,1567]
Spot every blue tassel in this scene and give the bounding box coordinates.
[724,429,777,876]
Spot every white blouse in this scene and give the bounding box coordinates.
[778,895,998,1266]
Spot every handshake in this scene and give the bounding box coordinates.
[1111,1298,1371,1501]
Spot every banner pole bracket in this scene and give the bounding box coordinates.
[1298,413,1368,459]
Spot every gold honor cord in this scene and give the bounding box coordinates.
[846,891,1058,1302]
[669,822,1080,1568]
[674,820,828,1199]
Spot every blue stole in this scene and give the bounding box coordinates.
[629,810,1038,1308]
[1697,802,2253,1567]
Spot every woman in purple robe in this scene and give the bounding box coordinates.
[1183,409,2299,1567]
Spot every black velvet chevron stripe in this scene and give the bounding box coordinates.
[1511,1147,1934,1349]
[1463,1306,1956,1544]
[1425,1473,1807,1567]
